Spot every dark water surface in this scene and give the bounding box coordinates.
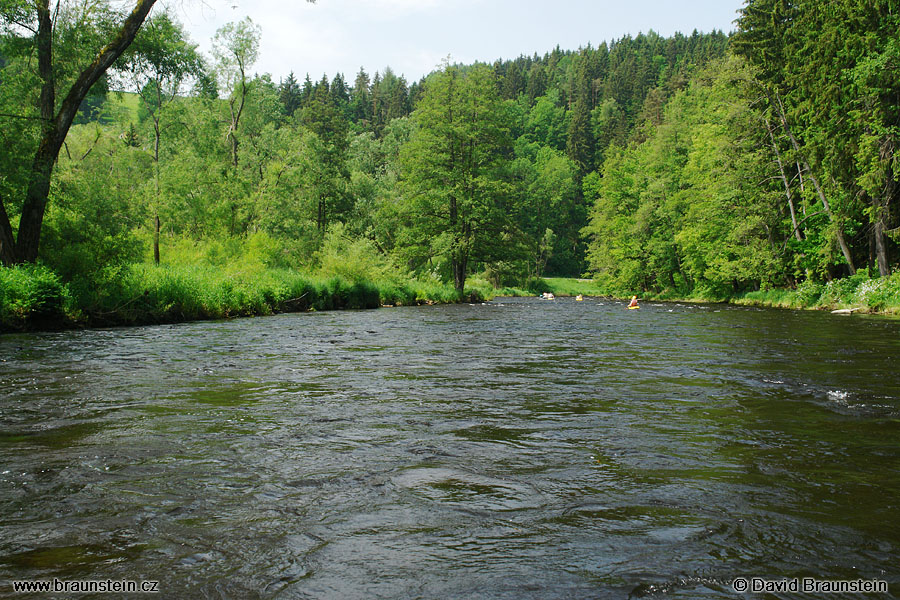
[1,298,898,598]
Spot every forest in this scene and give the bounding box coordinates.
[0,0,898,330]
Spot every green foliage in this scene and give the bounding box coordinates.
[42,124,147,285]
[316,222,398,283]
[583,55,787,297]
[511,139,580,276]
[5,7,899,328]
[737,271,900,313]
[0,265,74,330]
[211,17,261,97]
[399,63,515,293]
[524,276,552,294]
[77,263,416,325]
[734,0,900,277]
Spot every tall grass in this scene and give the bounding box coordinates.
[1,260,483,332]
[9,261,895,333]
[83,264,429,326]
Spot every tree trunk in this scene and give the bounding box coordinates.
[1,0,158,265]
[153,114,161,265]
[781,121,856,273]
[765,119,803,241]
[873,142,895,277]
[0,196,17,265]
[770,92,856,273]
[874,219,889,277]
[453,255,467,296]
[14,1,55,264]
[868,226,876,274]
[154,215,161,265]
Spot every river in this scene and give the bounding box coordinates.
[1,297,898,598]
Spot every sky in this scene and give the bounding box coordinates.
[168,0,746,85]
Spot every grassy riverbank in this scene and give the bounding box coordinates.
[593,271,900,315]
[0,263,486,332]
[488,271,900,315]
[5,265,898,333]
[733,272,900,314]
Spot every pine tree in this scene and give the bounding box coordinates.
[351,68,372,124]
[279,71,302,117]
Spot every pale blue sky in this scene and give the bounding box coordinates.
[170,0,745,84]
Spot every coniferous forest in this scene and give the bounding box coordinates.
[1,1,899,330]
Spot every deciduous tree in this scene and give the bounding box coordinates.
[399,63,514,294]
[0,0,158,265]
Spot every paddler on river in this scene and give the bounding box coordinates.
[628,295,639,308]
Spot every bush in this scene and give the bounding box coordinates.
[795,279,824,306]
[851,271,900,312]
[316,223,396,283]
[816,271,869,307]
[524,276,552,294]
[0,265,73,330]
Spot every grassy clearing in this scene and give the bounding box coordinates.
[103,92,142,124]
[542,277,606,296]
[490,276,605,297]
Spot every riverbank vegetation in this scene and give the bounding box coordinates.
[0,259,489,332]
[1,1,898,332]
[582,1,899,304]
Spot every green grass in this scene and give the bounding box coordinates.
[7,266,898,333]
[541,277,606,296]
[1,262,486,332]
[490,276,606,297]
[498,273,900,316]
[103,92,142,124]
[83,264,483,327]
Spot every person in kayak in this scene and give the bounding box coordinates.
[628,295,639,308]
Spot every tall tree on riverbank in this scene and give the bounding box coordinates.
[119,10,202,264]
[0,0,158,265]
[734,0,900,277]
[212,17,260,169]
[399,63,514,294]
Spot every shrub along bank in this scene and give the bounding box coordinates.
[733,272,900,314]
[0,264,486,332]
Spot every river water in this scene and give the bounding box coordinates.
[1,297,898,598]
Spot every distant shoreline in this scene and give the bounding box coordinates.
[3,270,898,335]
